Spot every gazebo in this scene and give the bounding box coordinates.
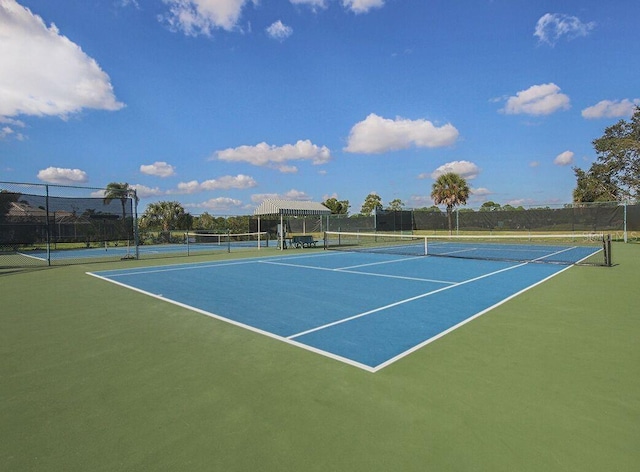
[253,199,331,249]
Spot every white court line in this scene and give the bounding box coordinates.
[96,258,263,277]
[92,250,342,278]
[17,252,46,261]
[338,256,424,270]
[88,245,587,373]
[372,261,578,372]
[86,271,378,372]
[288,245,577,342]
[259,259,457,284]
[287,261,528,340]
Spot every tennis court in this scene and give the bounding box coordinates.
[18,231,269,262]
[4,239,639,472]
[88,238,602,371]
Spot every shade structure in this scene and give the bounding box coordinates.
[253,199,331,217]
[253,199,330,250]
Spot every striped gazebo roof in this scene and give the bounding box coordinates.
[253,199,330,216]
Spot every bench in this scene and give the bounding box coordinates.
[291,235,318,248]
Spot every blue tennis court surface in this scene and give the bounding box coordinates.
[21,240,265,261]
[88,249,591,372]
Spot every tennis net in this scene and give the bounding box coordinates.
[185,231,269,252]
[323,231,612,266]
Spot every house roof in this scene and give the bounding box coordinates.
[253,199,331,217]
[6,201,47,218]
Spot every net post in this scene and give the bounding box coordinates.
[424,236,428,256]
[227,230,231,253]
[323,231,327,250]
[605,233,612,267]
[185,232,190,256]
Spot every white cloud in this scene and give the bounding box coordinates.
[172,174,257,194]
[160,0,256,35]
[554,150,574,166]
[139,161,176,177]
[429,160,481,180]
[408,195,434,208]
[37,167,88,185]
[266,20,293,41]
[534,13,595,46]
[119,0,140,8]
[215,140,331,172]
[0,125,24,141]
[131,184,164,199]
[344,113,459,154]
[529,161,540,168]
[501,83,570,116]
[506,198,534,207]
[187,197,244,211]
[343,0,385,14]
[0,126,13,139]
[0,0,124,119]
[471,187,492,197]
[0,117,26,140]
[581,99,640,119]
[290,0,328,10]
[251,189,312,203]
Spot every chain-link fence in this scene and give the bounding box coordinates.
[1,181,136,267]
[2,181,638,269]
[285,203,636,240]
[403,202,630,235]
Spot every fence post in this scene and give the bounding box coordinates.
[132,189,140,259]
[45,184,51,266]
[624,201,628,243]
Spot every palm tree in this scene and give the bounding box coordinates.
[431,172,470,235]
[103,182,132,221]
[140,201,188,232]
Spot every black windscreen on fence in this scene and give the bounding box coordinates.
[1,193,133,247]
[1,183,136,266]
[627,204,640,231]
[375,210,414,232]
[376,205,626,234]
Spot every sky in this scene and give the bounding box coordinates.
[1,0,639,215]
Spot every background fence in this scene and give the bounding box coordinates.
[253,202,637,240]
[1,181,136,267]
[2,181,638,268]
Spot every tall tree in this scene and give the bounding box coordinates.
[386,198,404,211]
[360,193,383,216]
[193,212,216,230]
[572,164,618,202]
[573,106,640,202]
[430,172,470,234]
[140,201,189,232]
[103,182,132,221]
[479,201,501,211]
[322,197,350,215]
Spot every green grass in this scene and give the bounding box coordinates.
[1,244,639,471]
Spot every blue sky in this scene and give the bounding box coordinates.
[1,0,639,214]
